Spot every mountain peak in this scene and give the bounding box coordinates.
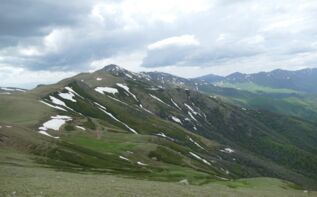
[226,72,244,77]
[97,64,138,79]
[194,73,224,83]
[102,64,124,72]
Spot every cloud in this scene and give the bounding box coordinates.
[0,0,92,38]
[90,0,210,26]
[140,0,317,72]
[0,65,76,89]
[142,33,261,68]
[141,35,200,67]
[148,35,200,50]
[89,51,146,72]
[1,0,317,88]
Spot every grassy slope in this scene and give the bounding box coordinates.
[1,149,315,197]
[214,82,299,94]
[0,89,224,184]
[70,79,317,187]
[1,71,317,195]
[0,93,51,127]
[123,78,317,187]
[199,83,317,122]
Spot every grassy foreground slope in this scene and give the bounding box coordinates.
[1,150,315,197]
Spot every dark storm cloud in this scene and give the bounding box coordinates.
[0,0,91,37]
[16,29,150,71]
[0,0,152,71]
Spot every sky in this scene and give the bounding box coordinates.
[1,0,317,88]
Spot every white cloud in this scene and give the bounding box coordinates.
[19,46,42,57]
[43,29,73,53]
[1,0,317,87]
[0,65,76,88]
[89,51,146,72]
[88,0,210,31]
[239,35,265,45]
[148,35,200,50]
[18,28,73,57]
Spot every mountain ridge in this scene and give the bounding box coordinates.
[1,64,317,191]
[196,67,317,93]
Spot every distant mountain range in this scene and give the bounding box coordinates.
[195,68,317,93]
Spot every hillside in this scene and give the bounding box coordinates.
[191,69,317,122]
[1,65,317,196]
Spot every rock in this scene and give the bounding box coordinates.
[179,179,189,185]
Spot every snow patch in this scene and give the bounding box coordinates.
[94,102,106,110]
[149,94,170,106]
[147,87,159,91]
[157,132,167,138]
[96,103,138,134]
[65,87,83,99]
[107,96,128,105]
[156,132,175,141]
[39,115,72,131]
[116,83,138,101]
[76,126,86,131]
[171,99,181,110]
[139,104,153,114]
[95,87,119,95]
[189,152,211,166]
[38,115,72,139]
[184,103,199,115]
[116,83,129,92]
[96,77,103,81]
[171,116,182,124]
[137,161,148,166]
[58,92,76,102]
[39,131,60,139]
[125,73,133,79]
[220,148,235,153]
[119,156,130,161]
[188,136,205,150]
[40,100,66,111]
[188,112,197,122]
[50,96,67,107]
[49,96,75,111]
